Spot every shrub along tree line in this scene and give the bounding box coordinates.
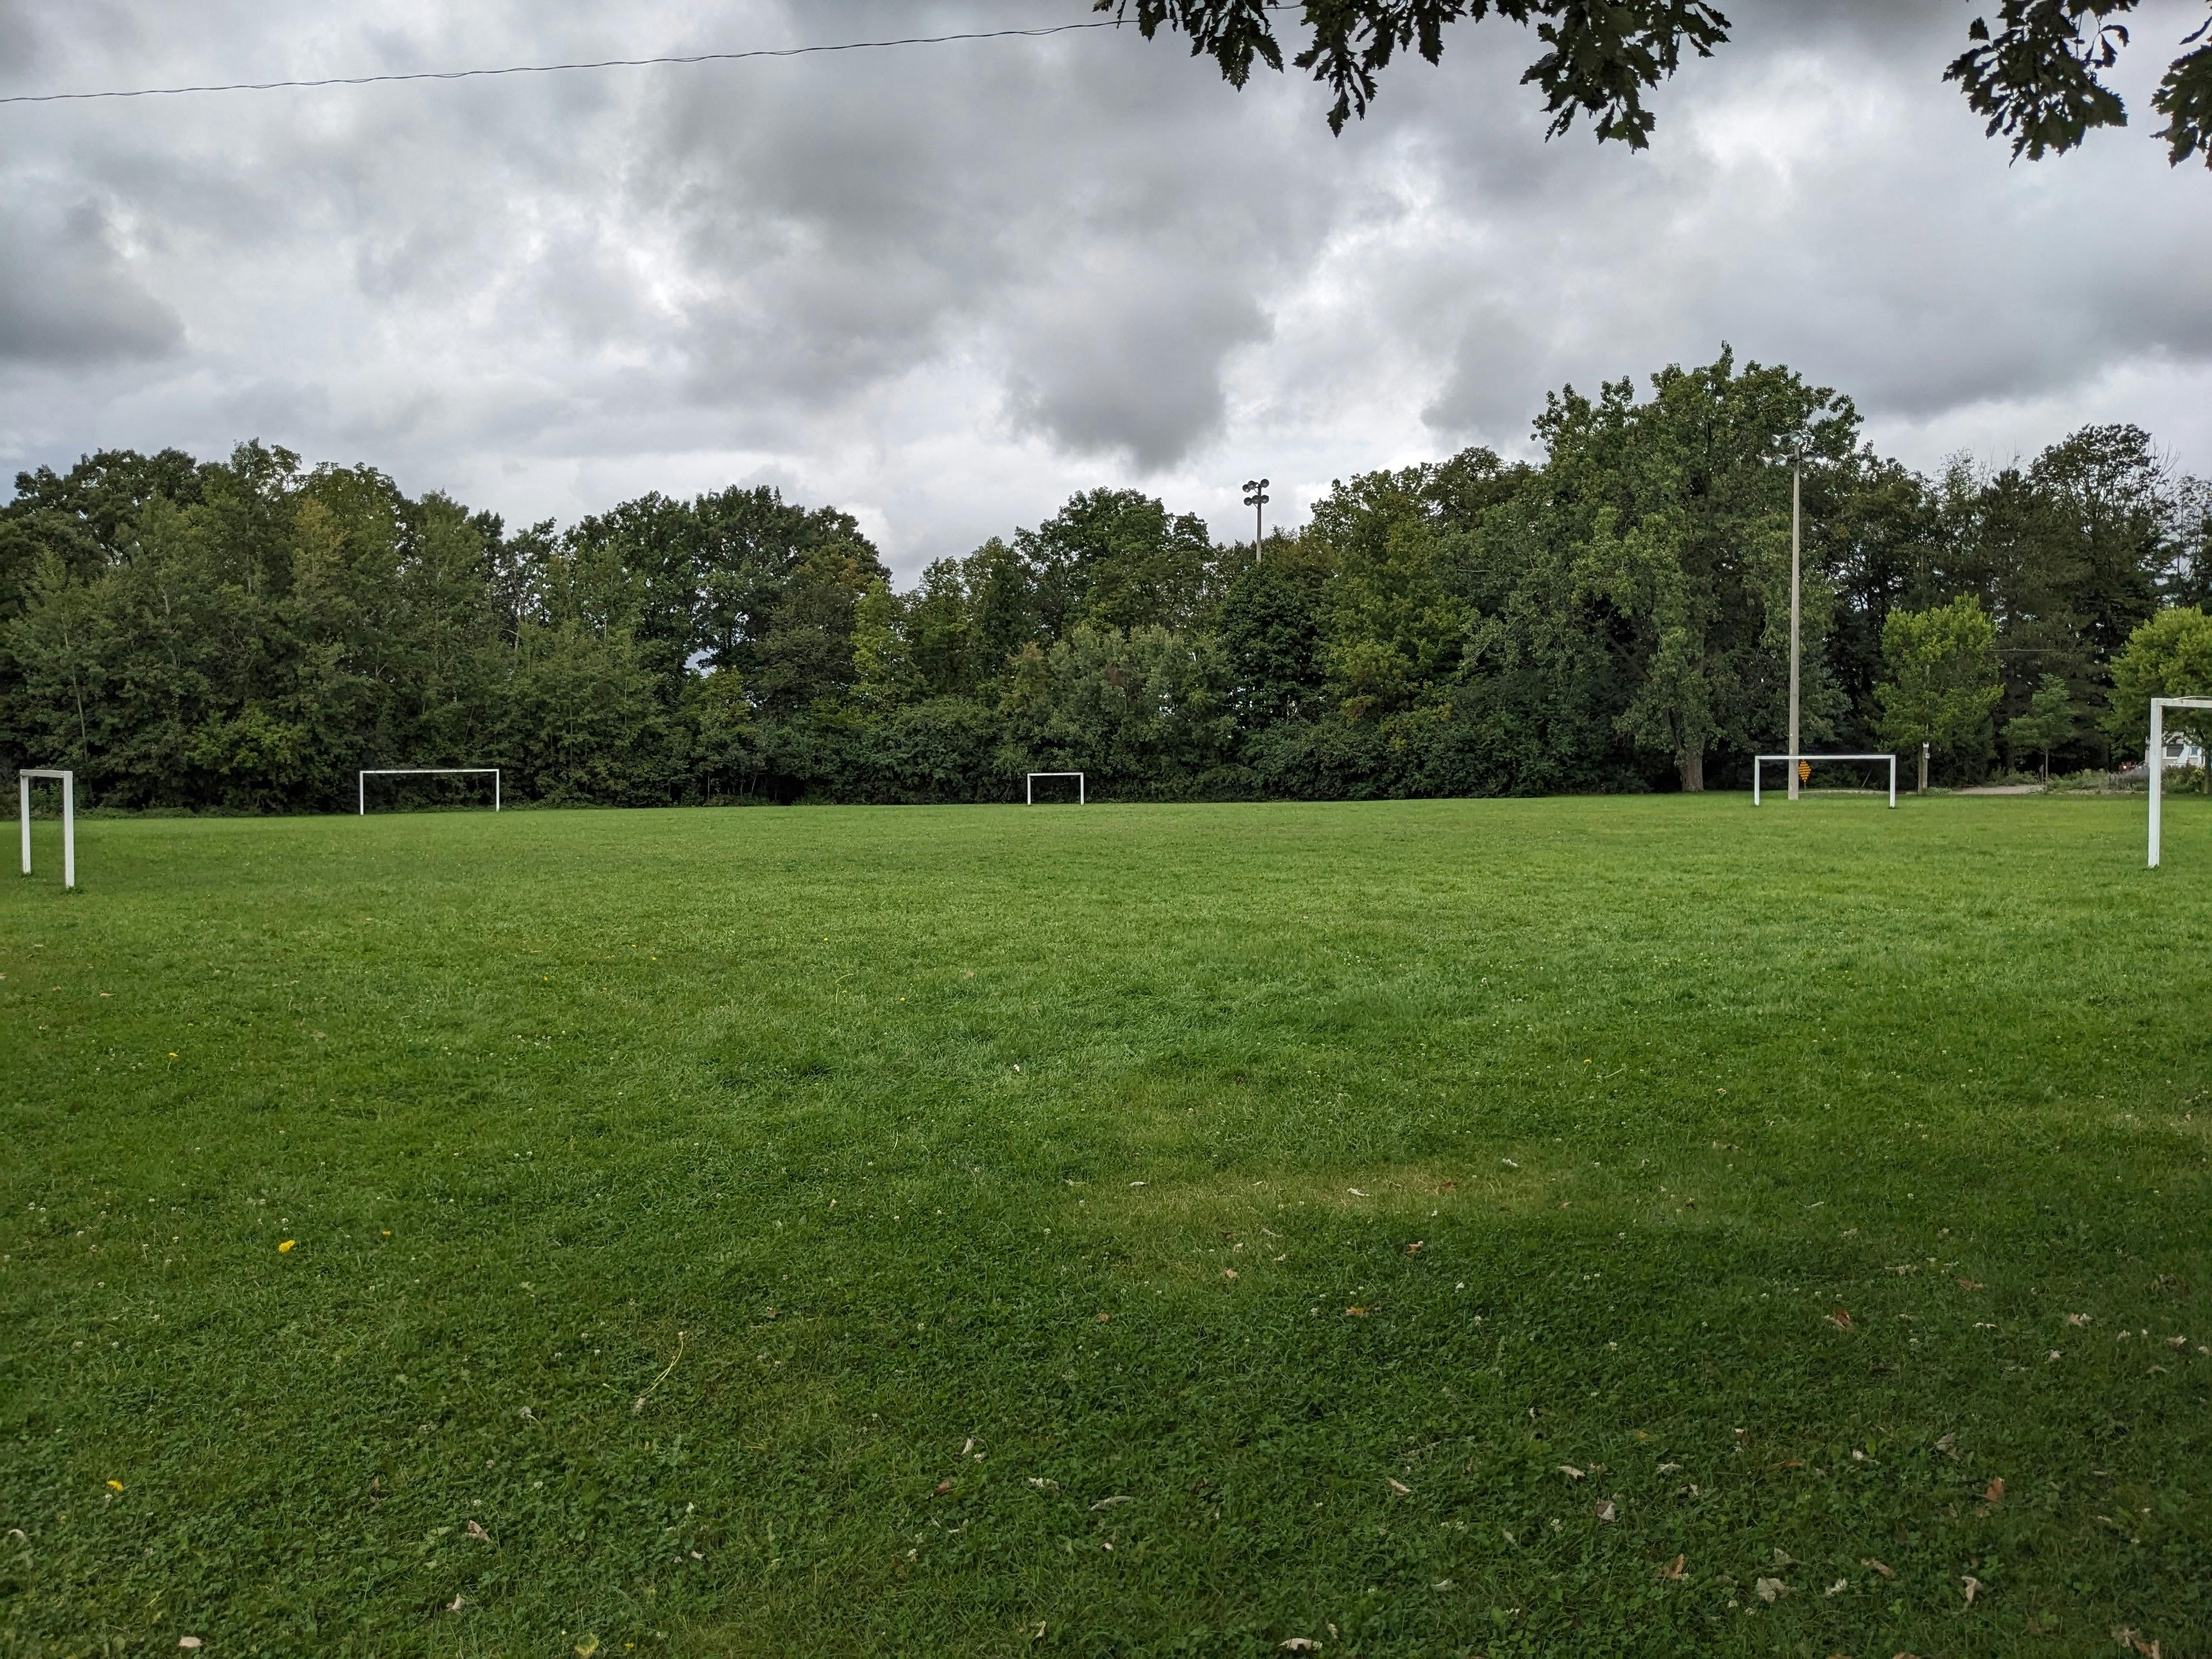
[2,350,2208,811]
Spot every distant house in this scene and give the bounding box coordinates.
[2162,732,2207,770]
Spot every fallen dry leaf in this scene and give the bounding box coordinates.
[2067,1312,2091,1328]
[1957,1277,1985,1290]
[1558,1465,1586,1481]
[445,1594,464,1612]
[1754,1577,1787,1602]
[574,1639,600,1659]
[1345,1306,1368,1317]
[1405,1242,1424,1254]
[1826,1578,1848,1595]
[1280,1642,1321,1654]
[1594,1498,1616,1523]
[1826,1308,1854,1331]
[1223,1268,1238,1280]
[1386,1477,1412,1496]
[1096,1312,1110,1324]
[1657,1554,1685,1581]
[1962,1575,1983,1605]
[1091,1495,1132,1510]
[1934,1432,1957,1456]
[932,1479,953,1497]
[465,1519,492,1543]
[1346,1188,1368,1197]
[178,1643,202,1652]
[1984,1476,2005,1504]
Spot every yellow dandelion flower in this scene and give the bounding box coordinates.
[278,1239,296,1252]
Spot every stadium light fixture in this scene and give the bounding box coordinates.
[1242,477,1269,562]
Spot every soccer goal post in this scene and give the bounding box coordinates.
[1026,771,1085,805]
[18,768,75,890]
[1752,753,1897,809]
[2148,697,2212,867]
[359,768,501,815]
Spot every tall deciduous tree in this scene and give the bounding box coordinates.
[1544,350,1854,791]
[1877,595,2005,787]
[2105,606,2212,774]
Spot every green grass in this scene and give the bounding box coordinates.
[4,794,2210,1658]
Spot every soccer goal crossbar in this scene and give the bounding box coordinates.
[2148,697,2212,868]
[18,768,76,890]
[359,768,501,815]
[1751,753,1897,809]
[1026,771,1085,805]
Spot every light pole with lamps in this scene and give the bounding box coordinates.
[1243,477,1269,562]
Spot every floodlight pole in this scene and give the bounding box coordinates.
[1788,456,1802,802]
[1243,477,1270,563]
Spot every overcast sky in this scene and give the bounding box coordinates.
[3,0,2207,580]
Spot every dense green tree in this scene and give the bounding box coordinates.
[1536,350,1854,789]
[1216,556,1326,727]
[5,358,2197,811]
[2105,605,2212,768]
[961,537,1042,690]
[1018,489,1212,638]
[2004,673,2079,780]
[1877,595,2005,787]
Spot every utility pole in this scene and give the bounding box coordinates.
[1243,477,1269,562]
[1788,454,1802,801]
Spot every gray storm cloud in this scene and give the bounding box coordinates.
[0,0,2206,571]
[0,196,183,366]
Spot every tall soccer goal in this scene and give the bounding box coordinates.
[1026,771,1085,805]
[2147,697,2212,867]
[1751,753,1897,809]
[359,768,501,815]
[18,768,76,890]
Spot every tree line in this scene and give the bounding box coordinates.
[3,349,2208,813]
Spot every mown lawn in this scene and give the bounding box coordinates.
[2,793,2208,1658]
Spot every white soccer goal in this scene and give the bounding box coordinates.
[1026,771,1085,805]
[1752,753,1897,809]
[358,768,501,815]
[18,768,75,890]
[2148,697,2212,867]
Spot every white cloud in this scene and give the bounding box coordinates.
[1,0,2206,579]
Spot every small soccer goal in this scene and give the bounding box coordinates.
[18,768,76,890]
[1026,771,1085,805]
[2147,697,2212,867]
[1751,753,1897,809]
[359,768,501,815]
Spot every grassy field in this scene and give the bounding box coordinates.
[3,794,2209,1658]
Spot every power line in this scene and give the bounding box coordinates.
[0,19,1124,108]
